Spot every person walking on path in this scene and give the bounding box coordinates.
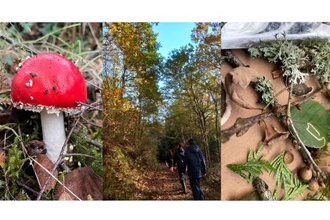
[172,142,187,193]
[185,138,207,200]
[166,149,174,168]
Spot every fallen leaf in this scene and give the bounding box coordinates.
[33,154,58,191]
[271,69,282,79]
[225,66,262,110]
[221,78,232,126]
[27,140,46,156]
[292,83,313,96]
[0,149,5,169]
[57,191,74,201]
[55,166,102,200]
[261,120,289,146]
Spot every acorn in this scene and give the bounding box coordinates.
[298,166,313,182]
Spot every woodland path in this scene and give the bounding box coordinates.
[136,163,219,200]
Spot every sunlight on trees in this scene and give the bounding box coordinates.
[102,22,221,199]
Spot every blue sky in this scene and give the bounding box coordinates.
[153,22,196,58]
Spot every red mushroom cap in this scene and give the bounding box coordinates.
[11,53,87,114]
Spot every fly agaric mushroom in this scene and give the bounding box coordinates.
[11,53,87,163]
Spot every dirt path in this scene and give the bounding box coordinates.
[136,163,218,200]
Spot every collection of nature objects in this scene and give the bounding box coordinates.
[221,22,330,200]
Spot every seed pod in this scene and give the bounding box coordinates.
[299,166,313,182]
[308,179,319,191]
[283,151,294,164]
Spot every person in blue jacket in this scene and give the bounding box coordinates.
[185,138,207,200]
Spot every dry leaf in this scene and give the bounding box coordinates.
[225,66,262,110]
[58,191,74,200]
[271,69,282,79]
[221,78,232,126]
[33,154,58,191]
[261,120,289,146]
[292,83,313,96]
[0,149,5,169]
[27,140,46,156]
[55,166,102,200]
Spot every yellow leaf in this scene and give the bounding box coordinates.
[0,150,5,169]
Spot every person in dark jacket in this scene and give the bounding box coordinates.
[172,142,187,193]
[185,138,207,200]
[166,149,174,168]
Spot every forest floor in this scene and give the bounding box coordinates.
[134,163,220,200]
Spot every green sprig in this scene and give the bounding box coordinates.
[227,145,273,184]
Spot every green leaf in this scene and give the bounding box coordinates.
[290,100,330,148]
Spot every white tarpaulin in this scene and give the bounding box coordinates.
[221,22,330,49]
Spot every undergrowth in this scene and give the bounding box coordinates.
[103,145,136,200]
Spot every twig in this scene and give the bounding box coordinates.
[253,176,275,201]
[277,84,326,113]
[263,87,287,111]
[73,134,102,149]
[64,153,97,159]
[16,180,41,199]
[81,116,102,128]
[78,100,102,112]
[221,111,274,142]
[1,125,27,156]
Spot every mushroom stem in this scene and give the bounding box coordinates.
[40,109,67,163]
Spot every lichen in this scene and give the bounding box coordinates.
[248,32,330,85]
[250,76,276,106]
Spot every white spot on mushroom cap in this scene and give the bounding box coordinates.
[25,79,33,87]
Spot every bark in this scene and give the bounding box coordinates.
[253,176,275,201]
